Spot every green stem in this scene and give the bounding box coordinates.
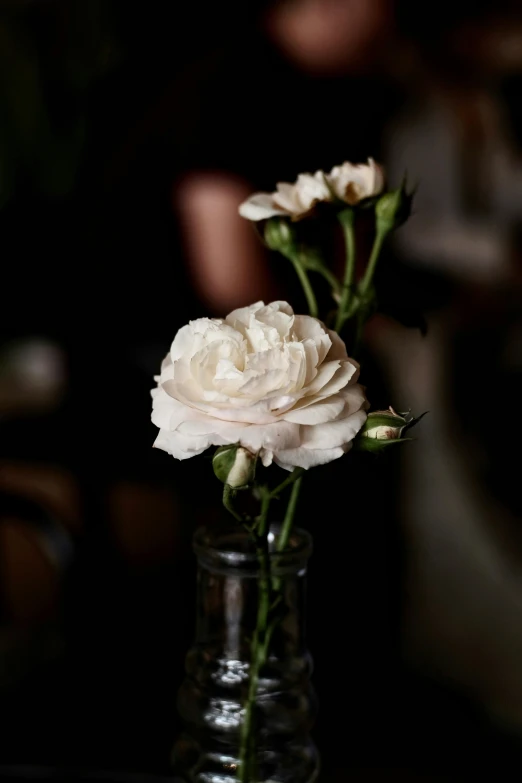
[349,226,390,359]
[358,227,388,301]
[277,473,302,553]
[300,250,341,299]
[239,572,270,782]
[316,265,342,299]
[239,470,304,780]
[335,208,356,333]
[239,489,272,782]
[290,256,318,318]
[222,484,242,523]
[257,486,271,537]
[269,466,305,501]
[271,473,303,595]
[350,312,364,361]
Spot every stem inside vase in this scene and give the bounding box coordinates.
[238,535,271,782]
[239,475,303,782]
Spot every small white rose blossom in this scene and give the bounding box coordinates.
[152,301,368,471]
[238,159,384,222]
[326,158,384,205]
[239,171,331,222]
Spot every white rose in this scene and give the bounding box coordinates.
[239,171,332,222]
[239,160,384,222]
[326,157,384,205]
[152,301,368,471]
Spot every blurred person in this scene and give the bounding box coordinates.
[375,0,522,753]
[172,0,396,314]
[388,0,522,283]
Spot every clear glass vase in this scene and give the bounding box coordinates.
[173,524,319,783]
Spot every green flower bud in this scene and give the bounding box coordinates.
[264,217,296,254]
[375,179,414,233]
[362,408,408,439]
[213,445,256,489]
[354,406,426,453]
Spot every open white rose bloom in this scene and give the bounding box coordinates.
[239,158,384,221]
[327,158,384,206]
[152,301,368,471]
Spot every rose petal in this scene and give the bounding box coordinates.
[239,368,290,398]
[293,315,332,365]
[176,417,239,439]
[260,449,274,467]
[308,360,359,398]
[339,384,369,414]
[273,182,299,213]
[326,158,384,205]
[171,320,216,362]
[238,421,301,454]
[152,387,196,430]
[294,172,331,211]
[301,407,367,449]
[238,193,287,221]
[291,358,356,403]
[273,446,347,471]
[153,429,209,460]
[325,328,351,362]
[283,395,345,425]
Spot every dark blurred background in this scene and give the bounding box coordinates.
[1,0,522,780]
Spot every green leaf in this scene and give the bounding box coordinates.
[402,410,428,434]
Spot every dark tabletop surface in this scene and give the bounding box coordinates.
[0,770,461,782]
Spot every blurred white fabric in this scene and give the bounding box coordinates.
[386,96,522,281]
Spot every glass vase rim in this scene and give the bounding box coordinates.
[193,523,312,575]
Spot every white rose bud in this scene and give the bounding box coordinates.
[363,409,406,440]
[213,445,256,489]
[354,407,426,453]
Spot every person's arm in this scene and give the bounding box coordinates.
[174,172,279,314]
